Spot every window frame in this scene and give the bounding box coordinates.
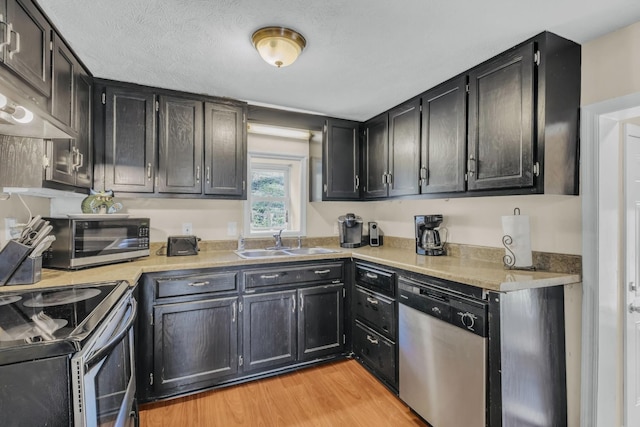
[244,152,307,238]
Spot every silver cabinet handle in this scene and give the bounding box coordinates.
[366,297,379,305]
[355,175,360,189]
[70,146,79,170]
[147,163,152,180]
[260,274,279,279]
[314,269,331,275]
[7,23,19,58]
[291,294,296,313]
[420,166,427,186]
[196,166,201,183]
[232,301,236,323]
[467,155,476,177]
[366,335,379,345]
[187,281,209,287]
[365,272,378,279]
[387,173,392,185]
[76,151,84,170]
[299,294,304,311]
[206,166,210,184]
[382,173,387,185]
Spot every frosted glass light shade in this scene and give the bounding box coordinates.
[252,27,306,68]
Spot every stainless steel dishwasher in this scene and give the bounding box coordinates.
[398,277,488,427]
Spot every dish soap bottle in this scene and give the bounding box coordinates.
[237,234,245,251]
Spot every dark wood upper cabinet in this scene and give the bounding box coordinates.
[323,118,360,200]
[158,96,203,194]
[103,87,156,193]
[420,75,467,194]
[203,102,245,197]
[3,0,51,96]
[73,65,92,188]
[467,42,535,191]
[388,99,420,197]
[363,113,388,199]
[50,33,74,127]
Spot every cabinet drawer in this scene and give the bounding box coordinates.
[156,272,237,298]
[354,286,396,339]
[353,320,396,386]
[355,263,395,296]
[244,262,343,290]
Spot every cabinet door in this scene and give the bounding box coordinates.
[158,96,203,194]
[388,99,420,197]
[298,284,344,361]
[323,118,360,200]
[73,66,92,188]
[421,76,467,193]
[467,43,535,191]
[104,87,156,192]
[50,33,74,127]
[363,113,388,199]
[242,290,297,372]
[46,139,75,185]
[4,0,51,96]
[203,102,245,197]
[153,297,238,395]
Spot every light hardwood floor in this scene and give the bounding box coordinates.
[139,359,426,427]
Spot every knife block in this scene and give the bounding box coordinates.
[6,256,42,285]
[0,240,33,286]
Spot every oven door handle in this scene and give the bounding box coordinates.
[85,298,137,371]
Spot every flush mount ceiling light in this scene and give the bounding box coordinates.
[252,26,306,68]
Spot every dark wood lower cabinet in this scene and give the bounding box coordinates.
[152,297,238,395]
[242,290,297,372]
[298,284,344,361]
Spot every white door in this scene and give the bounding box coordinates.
[625,123,640,427]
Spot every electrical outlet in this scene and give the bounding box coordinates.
[227,222,237,236]
[182,223,193,235]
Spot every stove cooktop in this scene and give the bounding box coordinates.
[0,281,129,365]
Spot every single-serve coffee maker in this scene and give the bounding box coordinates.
[415,214,447,256]
[338,213,363,248]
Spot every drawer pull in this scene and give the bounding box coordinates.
[188,281,210,287]
[260,274,279,279]
[366,335,379,345]
[366,297,379,305]
[314,269,331,274]
[365,272,379,279]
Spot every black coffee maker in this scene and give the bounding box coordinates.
[338,213,363,248]
[415,215,446,256]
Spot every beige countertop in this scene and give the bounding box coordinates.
[0,245,580,293]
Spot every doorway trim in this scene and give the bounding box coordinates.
[581,92,640,427]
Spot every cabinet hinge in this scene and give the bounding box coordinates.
[534,50,540,66]
[49,40,53,51]
[243,113,246,124]
[155,100,159,111]
[533,161,540,176]
[464,172,468,182]
[465,84,470,93]
[343,334,346,344]
[419,104,422,112]
[238,356,244,367]
[239,301,243,313]
[149,373,154,386]
[101,92,106,105]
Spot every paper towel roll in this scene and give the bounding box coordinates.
[501,214,533,268]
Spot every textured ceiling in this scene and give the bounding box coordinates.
[37,0,640,121]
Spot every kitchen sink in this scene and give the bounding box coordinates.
[234,247,339,259]
[234,249,291,259]
[283,247,339,255]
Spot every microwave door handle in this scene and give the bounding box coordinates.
[85,298,137,371]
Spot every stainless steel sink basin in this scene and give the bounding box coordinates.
[283,247,339,255]
[234,247,339,259]
[234,249,291,259]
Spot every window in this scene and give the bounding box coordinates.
[245,153,307,237]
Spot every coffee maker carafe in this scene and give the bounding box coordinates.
[415,215,447,256]
[338,213,363,248]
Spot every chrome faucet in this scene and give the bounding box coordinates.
[272,229,284,249]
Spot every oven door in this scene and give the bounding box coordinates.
[72,291,137,427]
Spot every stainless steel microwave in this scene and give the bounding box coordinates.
[42,217,150,270]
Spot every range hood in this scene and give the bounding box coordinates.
[0,79,73,140]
